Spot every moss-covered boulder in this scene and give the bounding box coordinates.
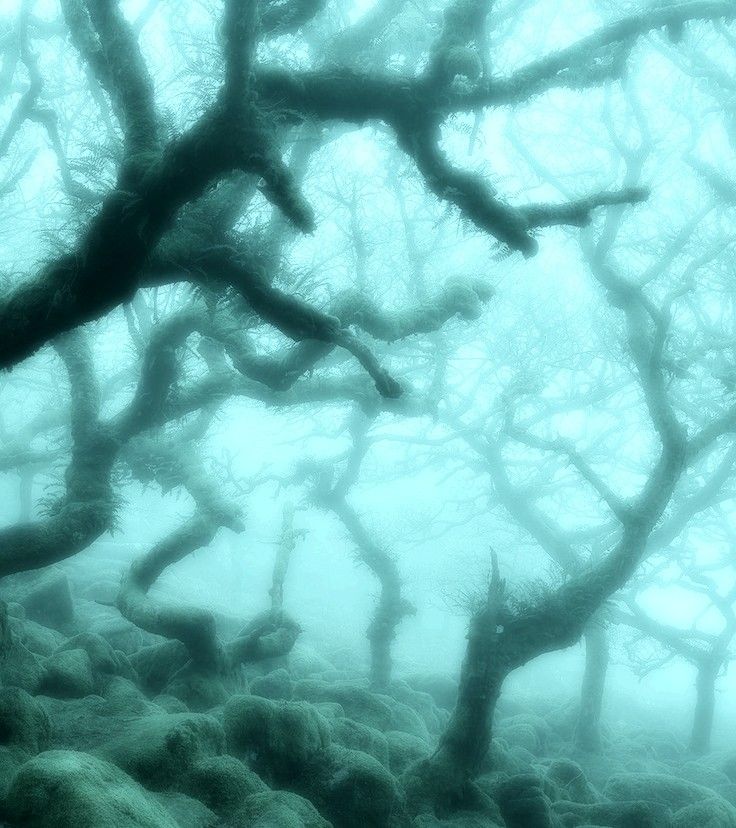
[40,648,95,698]
[9,617,64,657]
[178,755,268,817]
[151,791,219,827]
[129,640,189,695]
[251,667,293,700]
[223,694,330,784]
[164,663,230,712]
[673,797,736,827]
[545,759,598,804]
[314,745,405,828]
[495,773,555,828]
[389,681,445,734]
[228,789,332,827]
[330,717,390,766]
[19,572,75,632]
[379,693,432,741]
[293,679,394,731]
[386,730,430,775]
[604,772,724,811]
[552,799,673,827]
[4,750,180,827]
[0,605,45,694]
[96,712,225,790]
[0,687,51,754]
[404,674,458,711]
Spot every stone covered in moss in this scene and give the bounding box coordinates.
[5,750,180,827]
[604,772,725,811]
[386,730,430,775]
[178,754,268,817]
[40,648,95,698]
[0,687,50,754]
[329,717,390,766]
[228,789,332,827]
[223,694,330,784]
[96,712,225,790]
[314,744,405,828]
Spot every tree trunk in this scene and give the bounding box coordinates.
[689,660,718,755]
[575,616,609,752]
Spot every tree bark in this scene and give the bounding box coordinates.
[575,616,610,752]
[690,660,718,755]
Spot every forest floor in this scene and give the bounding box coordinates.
[1,567,735,827]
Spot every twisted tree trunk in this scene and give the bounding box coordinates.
[575,615,610,752]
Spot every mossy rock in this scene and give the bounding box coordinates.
[677,760,731,789]
[102,676,152,715]
[545,759,598,804]
[604,772,724,811]
[9,617,64,657]
[151,791,219,827]
[330,717,390,766]
[19,573,75,632]
[495,772,555,828]
[155,693,190,713]
[386,730,430,775]
[0,629,45,694]
[551,799,673,827]
[251,667,293,700]
[389,681,444,734]
[404,674,458,711]
[313,744,405,828]
[96,712,225,790]
[673,797,736,827]
[178,754,268,817]
[164,663,230,712]
[293,679,394,731]
[378,693,431,740]
[0,745,29,803]
[40,648,95,699]
[287,645,336,679]
[129,640,189,695]
[0,687,51,754]
[228,789,332,827]
[5,750,180,827]
[223,694,330,784]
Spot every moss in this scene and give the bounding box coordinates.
[164,663,230,712]
[0,687,51,755]
[10,617,64,656]
[130,639,189,694]
[378,693,431,740]
[251,667,293,700]
[551,799,673,827]
[293,679,394,731]
[96,712,225,790]
[19,572,75,632]
[545,759,598,804]
[230,789,332,827]
[151,791,219,827]
[314,744,405,828]
[386,730,430,775]
[178,755,268,817]
[40,648,95,698]
[673,797,736,827]
[330,717,390,766]
[223,694,330,784]
[404,674,458,711]
[388,681,444,734]
[5,750,180,827]
[603,772,725,811]
[494,773,554,828]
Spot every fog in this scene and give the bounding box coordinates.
[1,1,736,826]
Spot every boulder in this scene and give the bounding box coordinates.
[223,694,330,784]
[178,755,268,817]
[5,750,180,827]
[0,688,50,754]
[96,713,225,790]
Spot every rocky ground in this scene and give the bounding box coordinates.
[1,569,735,827]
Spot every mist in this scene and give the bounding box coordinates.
[1,1,736,826]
